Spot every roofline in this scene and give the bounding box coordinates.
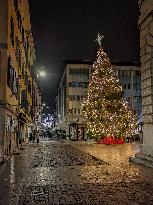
[62,59,141,67]
[62,59,93,65]
[112,61,141,67]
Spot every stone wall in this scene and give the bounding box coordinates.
[139,0,153,155]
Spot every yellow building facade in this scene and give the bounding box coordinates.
[0,0,36,162]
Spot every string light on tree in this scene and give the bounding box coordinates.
[81,34,137,143]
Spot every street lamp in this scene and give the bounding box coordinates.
[37,71,47,79]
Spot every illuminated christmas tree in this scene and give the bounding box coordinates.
[82,35,136,141]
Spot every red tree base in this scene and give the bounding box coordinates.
[97,136,124,145]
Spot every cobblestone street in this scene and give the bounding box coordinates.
[1,141,153,205]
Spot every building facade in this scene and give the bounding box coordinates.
[56,60,141,140]
[113,62,142,122]
[32,79,42,130]
[56,60,92,139]
[0,0,36,162]
[130,0,153,166]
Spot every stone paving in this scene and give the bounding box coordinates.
[1,140,153,205]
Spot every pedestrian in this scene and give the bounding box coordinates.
[32,130,36,143]
[36,130,40,145]
[49,131,52,140]
[29,132,33,142]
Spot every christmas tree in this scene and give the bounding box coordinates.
[82,36,136,141]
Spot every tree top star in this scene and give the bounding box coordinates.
[95,34,104,46]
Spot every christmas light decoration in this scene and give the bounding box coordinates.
[81,46,137,141]
[42,114,54,128]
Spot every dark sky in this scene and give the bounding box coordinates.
[28,0,140,111]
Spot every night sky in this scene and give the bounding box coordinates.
[28,0,140,111]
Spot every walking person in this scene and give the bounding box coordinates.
[32,130,36,143]
[36,130,40,145]
[29,132,33,142]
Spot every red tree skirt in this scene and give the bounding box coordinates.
[97,136,124,145]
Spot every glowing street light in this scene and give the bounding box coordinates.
[37,71,46,78]
[39,71,46,77]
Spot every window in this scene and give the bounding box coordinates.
[123,84,126,89]
[118,70,130,76]
[17,10,22,30]
[18,49,21,69]
[69,95,81,101]
[13,71,18,94]
[124,70,130,76]
[22,26,24,43]
[7,57,11,87]
[7,57,18,97]
[118,70,125,76]
[69,68,89,75]
[69,95,73,101]
[134,83,141,90]
[10,16,14,47]
[7,57,14,91]
[14,0,18,11]
[21,90,28,109]
[28,80,31,94]
[128,84,130,89]
[73,95,77,101]
[114,70,118,76]
[24,72,28,88]
[21,61,24,76]
[78,109,80,115]
[69,109,73,114]
[15,37,19,60]
[136,96,142,103]
[72,81,78,87]
[77,96,80,101]
[136,71,141,76]
[73,109,76,115]
[69,82,72,87]
[80,96,84,100]
[69,81,89,88]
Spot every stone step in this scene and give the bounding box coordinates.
[129,153,153,168]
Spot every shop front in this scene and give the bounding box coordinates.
[68,122,85,141]
[5,113,18,156]
[18,113,28,148]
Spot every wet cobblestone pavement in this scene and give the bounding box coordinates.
[1,141,153,205]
